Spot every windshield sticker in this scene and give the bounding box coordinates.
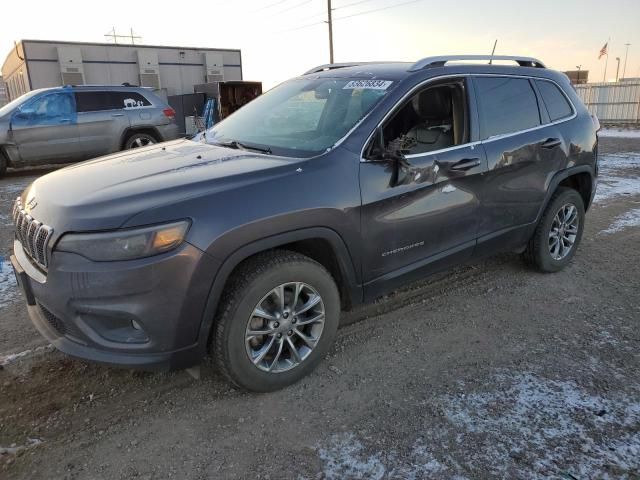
[343,80,393,90]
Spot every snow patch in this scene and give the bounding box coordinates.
[0,180,30,196]
[315,373,640,479]
[0,438,44,456]
[0,258,19,308]
[442,373,640,479]
[594,153,640,204]
[599,129,640,139]
[315,433,466,479]
[0,344,53,367]
[317,433,386,480]
[601,207,640,234]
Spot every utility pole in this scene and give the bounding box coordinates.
[576,65,582,84]
[327,0,334,63]
[622,43,631,79]
[615,57,621,82]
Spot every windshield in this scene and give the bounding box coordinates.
[205,77,395,157]
[0,90,42,118]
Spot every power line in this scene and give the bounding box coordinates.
[273,20,326,34]
[271,0,314,15]
[333,0,377,10]
[296,9,330,22]
[334,0,427,20]
[254,0,291,11]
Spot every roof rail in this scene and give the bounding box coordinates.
[303,62,384,75]
[408,55,546,72]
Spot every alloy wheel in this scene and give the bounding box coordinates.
[245,282,325,373]
[131,137,155,148]
[548,203,579,260]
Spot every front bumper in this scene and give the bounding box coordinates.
[12,239,219,370]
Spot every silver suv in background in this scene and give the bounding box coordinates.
[0,85,180,177]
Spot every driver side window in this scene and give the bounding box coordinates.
[381,80,469,156]
[19,93,74,121]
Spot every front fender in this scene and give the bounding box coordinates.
[194,227,362,358]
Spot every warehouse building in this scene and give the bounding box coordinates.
[1,39,243,101]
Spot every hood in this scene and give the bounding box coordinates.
[24,139,298,232]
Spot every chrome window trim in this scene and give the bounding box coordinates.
[359,73,578,162]
[403,141,482,160]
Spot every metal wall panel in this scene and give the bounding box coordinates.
[575,82,640,124]
[3,40,243,97]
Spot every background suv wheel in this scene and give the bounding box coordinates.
[523,187,585,272]
[0,153,6,179]
[124,132,157,149]
[212,250,340,392]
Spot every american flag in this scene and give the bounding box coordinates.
[598,42,608,59]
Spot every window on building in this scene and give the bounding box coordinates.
[535,80,574,122]
[475,77,541,139]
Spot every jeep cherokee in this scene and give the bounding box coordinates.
[10,55,598,392]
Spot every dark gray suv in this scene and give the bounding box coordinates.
[10,55,598,392]
[0,85,179,177]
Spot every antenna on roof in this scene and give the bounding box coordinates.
[489,39,498,65]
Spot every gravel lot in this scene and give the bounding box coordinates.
[1,136,639,480]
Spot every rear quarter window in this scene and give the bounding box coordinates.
[535,80,574,122]
[475,77,541,139]
[111,92,152,109]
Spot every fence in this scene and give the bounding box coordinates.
[574,81,640,125]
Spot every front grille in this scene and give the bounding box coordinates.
[12,197,53,270]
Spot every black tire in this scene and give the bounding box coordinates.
[212,250,340,392]
[124,132,157,149]
[0,151,7,178]
[523,187,585,272]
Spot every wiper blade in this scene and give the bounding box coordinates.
[213,140,272,154]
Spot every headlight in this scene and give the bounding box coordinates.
[56,220,190,261]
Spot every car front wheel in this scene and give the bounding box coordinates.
[212,250,340,392]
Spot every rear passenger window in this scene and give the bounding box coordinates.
[535,80,573,122]
[75,92,117,112]
[75,91,151,112]
[475,77,541,139]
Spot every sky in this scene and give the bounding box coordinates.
[1,0,639,88]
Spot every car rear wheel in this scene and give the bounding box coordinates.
[124,133,157,149]
[212,250,340,392]
[523,187,585,272]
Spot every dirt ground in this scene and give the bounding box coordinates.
[0,137,639,480]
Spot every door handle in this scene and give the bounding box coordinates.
[541,138,562,149]
[59,118,71,123]
[450,157,481,171]
[112,113,125,117]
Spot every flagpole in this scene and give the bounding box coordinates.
[603,37,610,82]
